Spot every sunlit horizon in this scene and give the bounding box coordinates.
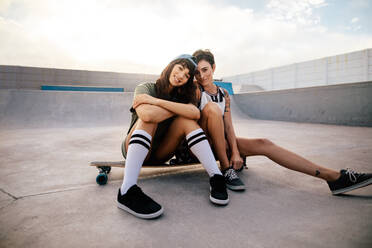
[1,0,371,78]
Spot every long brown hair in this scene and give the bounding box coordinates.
[155,58,197,104]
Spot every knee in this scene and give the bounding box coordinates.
[202,102,221,118]
[256,138,274,148]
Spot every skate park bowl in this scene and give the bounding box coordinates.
[0,66,371,248]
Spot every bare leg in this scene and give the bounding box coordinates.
[155,116,205,161]
[199,102,230,170]
[237,137,340,181]
[153,116,222,177]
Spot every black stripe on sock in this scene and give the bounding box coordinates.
[186,132,205,144]
[131,134,151,144]
[188,136,208,149]
[129,139,150,150]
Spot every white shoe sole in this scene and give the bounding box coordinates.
[209,187,229,205]
[332,178,372,195]
[210,195,229,205]
[117,201,164,219]
[226,184,246,191]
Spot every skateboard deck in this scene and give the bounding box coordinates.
[90,160,204,185]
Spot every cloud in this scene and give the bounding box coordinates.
[0,0,371,78]
[345,17,362,32]
[266,0,327,25]
[351,17,359,23]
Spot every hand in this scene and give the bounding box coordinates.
[230,153,243,171]
[132,94,159,109]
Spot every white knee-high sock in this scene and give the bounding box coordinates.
[186,128,222,177]
[120,130,152,195]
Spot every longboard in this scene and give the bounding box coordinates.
[90,160,204,185]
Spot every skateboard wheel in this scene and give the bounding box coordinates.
[96,173,108,185]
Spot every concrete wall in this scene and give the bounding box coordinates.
[232,81,372,126]
[0,65,159,92]
[1,82,371,128]
[0,89,134,128]
[225,48,372,91]
[232,84,264,93]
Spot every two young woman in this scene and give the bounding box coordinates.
[191,49,372,196]
[119,51,372,220]
[118,55,229,219]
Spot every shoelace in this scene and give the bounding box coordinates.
[345,168,358,183]
[224,168,239,180]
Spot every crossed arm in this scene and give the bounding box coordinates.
[133,94,200,123]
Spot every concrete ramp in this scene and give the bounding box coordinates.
[233,81,372,127]
[0,89,251,129]
[0,89,134,128]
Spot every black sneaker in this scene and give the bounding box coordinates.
[117,185,164,219]
[209,174,229,205]
[223,167,246,191]
[327,168,372,195]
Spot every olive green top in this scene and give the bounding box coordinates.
[127,82,157,134]
[123,83,174,159]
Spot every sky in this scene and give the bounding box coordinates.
[0,0,371,78]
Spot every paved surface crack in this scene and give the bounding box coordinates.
[17,185,97,199]
[0,188,18,200]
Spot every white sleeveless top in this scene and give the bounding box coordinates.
[199,85,226,116]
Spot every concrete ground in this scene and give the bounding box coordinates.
[0,93,372,247]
